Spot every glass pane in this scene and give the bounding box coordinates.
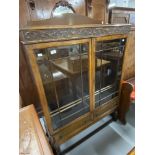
[95,38,126,107]
[34,43,89,130]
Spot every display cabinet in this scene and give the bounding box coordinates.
[20,13,130,153]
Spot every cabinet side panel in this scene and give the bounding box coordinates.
[19,43,41,110]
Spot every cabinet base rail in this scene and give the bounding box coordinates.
[53,115,115,155]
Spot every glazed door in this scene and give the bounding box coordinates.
[94,36,127,108]
[29,39,91,130]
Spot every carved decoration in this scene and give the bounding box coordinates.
[51,0,75,17]
[21,25,131,44]
[27,0,35,10]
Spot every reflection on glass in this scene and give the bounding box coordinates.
[34,43,89,129]
[95,38,126,107]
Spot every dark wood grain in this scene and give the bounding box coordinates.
[91,0,108,23]
[118,78,135,124]
[19,0,30,28]
[19,42,40,110]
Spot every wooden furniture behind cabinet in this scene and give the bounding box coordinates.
[108,7,135,80]
[19,105,54,155]
[118,77,135,124]
[20,13,131,153]
[108,7,135,26]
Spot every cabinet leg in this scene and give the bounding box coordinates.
[111,111,118,121]
[120,118,127,125]
[51,144,61,155]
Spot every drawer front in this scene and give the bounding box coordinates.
[53,113,92,144]
[94,97,119,120]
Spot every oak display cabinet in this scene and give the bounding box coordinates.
[20,13,130,153]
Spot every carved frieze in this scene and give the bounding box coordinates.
[21,25,131,44]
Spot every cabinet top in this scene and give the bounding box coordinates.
[21,13,130,30]
[20,14,131,44]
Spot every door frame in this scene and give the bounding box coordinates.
[25,38,93,135]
